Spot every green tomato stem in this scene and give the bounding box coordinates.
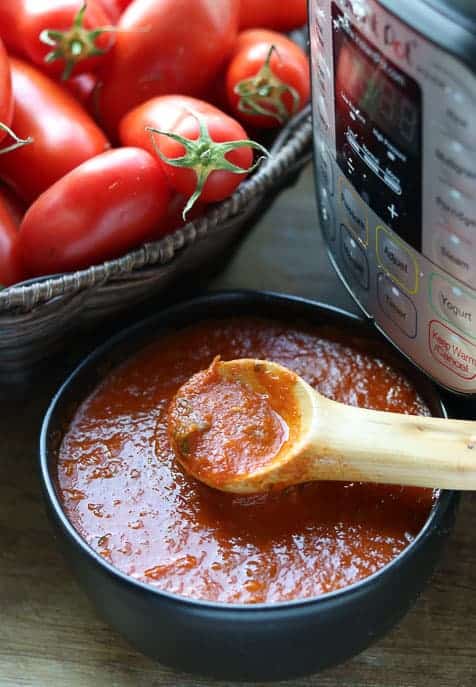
[39,2,115,80]
[146,111,269,219]
[0,122,33,154]
[233,45,301,124]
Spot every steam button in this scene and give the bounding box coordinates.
[431,229,476,289]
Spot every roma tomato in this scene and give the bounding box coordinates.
[239,0,307,31]
[19,148,171,276]
[20,0,114,80]
[0,59,109,203]
[96,0,132,22]
[0,37,32,154]
[97,0,240,136]
[226,30,310,128]
[0,3,27,56]
[61,72,98,113]
[0,191,26,287]
[119,95,267,217]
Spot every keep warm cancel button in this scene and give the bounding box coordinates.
[429,320,476,380]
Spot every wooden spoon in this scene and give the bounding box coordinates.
[168,358,476,494]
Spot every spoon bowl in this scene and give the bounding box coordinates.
[169,357,476,493]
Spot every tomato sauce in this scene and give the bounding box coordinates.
[168,357,298,486]
[58,318,435,604]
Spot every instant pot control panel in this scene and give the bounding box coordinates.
[310,0,476,394]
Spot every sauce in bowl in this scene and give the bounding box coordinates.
[58,317,435,604]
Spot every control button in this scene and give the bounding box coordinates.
[377,273,417,338]
[338,177,368,245]
[429,272,476,340]
[431,228,476,288]
[435,138,476,196]
[444,96,476,147]
[387,204,398,220]
[340,223,369,290]
[319,188,336,242]
[376,226,419,294]
[429,320,476,381]
[436,185,476,239]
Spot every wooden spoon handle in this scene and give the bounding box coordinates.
[310,398,476,489]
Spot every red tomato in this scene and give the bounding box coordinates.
[96,0,240,136]
[61,72,98,112]
[0,191,26,287]
[18,0,114,80]
[151,193,205,240]
[0,38,13,144]
[226,30,310,128]
[0,38,34,155]
[119,95,267,216]
[239,0,307,31]
[19,148,171,276]
[0,3,27,57]
[96,0,132,22]
[0,184,26,226]
[0,59,109,203]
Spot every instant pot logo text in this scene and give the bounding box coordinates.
[335,0,417,66]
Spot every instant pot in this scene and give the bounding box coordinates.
[309,0,476,406]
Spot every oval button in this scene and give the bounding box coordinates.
[376,226,418,294]
[431,229,476,289]
[435,137,476,196]
[430,272,476,340]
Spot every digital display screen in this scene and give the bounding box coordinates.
[332,2,422,250]
[339,39,419,156]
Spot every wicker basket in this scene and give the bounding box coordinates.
[0,105,313,380]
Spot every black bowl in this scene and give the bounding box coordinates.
[39,290,458,682]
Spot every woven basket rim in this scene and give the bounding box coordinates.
[0,105,313,312]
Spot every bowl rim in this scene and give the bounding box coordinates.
[39,288,456,614]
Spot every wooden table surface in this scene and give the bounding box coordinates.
[1,167,475,686]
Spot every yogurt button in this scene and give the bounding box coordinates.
[430,272,476,340]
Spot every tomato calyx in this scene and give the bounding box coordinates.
[147,113,269,219]
[40,3,114,80]
[233,45,300,124]
[0,122,33,155]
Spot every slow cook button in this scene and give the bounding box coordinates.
[338,177,368,245]
[377,273,417,338]
[436,185,476,238]
[429,320,476,381]
[431,229,476,288]
[376,226,418,294]
[340,223,369,289]
[435,138,476,195]
[430,272,476,340]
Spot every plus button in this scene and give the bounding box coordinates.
[387,204,399,219]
